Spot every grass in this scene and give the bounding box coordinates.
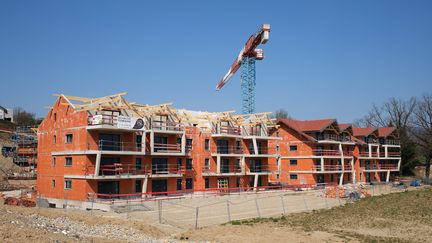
[228,187,432,242]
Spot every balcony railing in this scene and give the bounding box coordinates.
[85,164,185,176]
[387,151,401,157]
[382,139,401,145]
[88,114,118,126]
[97,140,144,152]
[248,164,276,173]
[214,125,242,135]
[314,164,352,171]
[312,149,342,156]
[215,146,243,155]
[153,143,182,153]
[248,147,270,155]
[317,134,352,142]
[364,138,379,144]
[151,121,183,131]
[363,164,398,170]
[202,165,242,174]
[343,151,354,156]
[359,151,379,157]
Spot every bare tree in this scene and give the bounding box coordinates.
[358,97,416,128]
[357,97,417,175]
[274,109,291,119]
[411,94,432,183]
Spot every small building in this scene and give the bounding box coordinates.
[0,106,13,122]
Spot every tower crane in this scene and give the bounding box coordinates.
[216,24,270,114]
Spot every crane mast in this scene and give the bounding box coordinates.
[216,24,270,114]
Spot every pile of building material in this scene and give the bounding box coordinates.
[1,189,36,207]
[323,184,371,199]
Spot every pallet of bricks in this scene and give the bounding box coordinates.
[324,184,371,199]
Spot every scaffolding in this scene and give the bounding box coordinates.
[11,126,38,177]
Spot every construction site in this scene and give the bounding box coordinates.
[2,1,432,241]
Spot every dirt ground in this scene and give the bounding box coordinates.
[0,186,430,242]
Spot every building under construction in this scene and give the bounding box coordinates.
[36,92,401,209]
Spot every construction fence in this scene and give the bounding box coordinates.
[79,183,409,230]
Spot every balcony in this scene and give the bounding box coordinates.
[247,146,271,155]
[381,139,401,146]
[312,149,342,157]
[88,114,118,126]
[247,164,275,174]
[317,134,352,142]
[151,121,184,132]
[202,165,242,175]
[214,146,243,155]
[153,143,182,154]
[359,151,379,158]
[343,151,354,157]
[363,164,398,171]
[315,164,352,171]
[290,164,352,173]
[97,140,145,153]
[387,151,401,158]
[213,125,242,136]
[364,138,379,144]
[84,164,185,177]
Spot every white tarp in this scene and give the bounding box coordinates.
[91,114,103,125]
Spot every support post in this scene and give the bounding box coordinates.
[320,157,324,172]
[142,175,148,198]
[150,131,155,154]
[253,174,259,192]
[280,195,286,214]
[181,132,186,154]
[94,152,101,176]
[158,200,162,223]
[241,156,246,174]
[255,198,261,217]
[216,156,221,174]
[252,138,258,155]
[386,170,390,183]
[195,207,199,229]
[226,200,231,222]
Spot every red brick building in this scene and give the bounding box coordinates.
[36,93,401,208]
[273,119,401,186]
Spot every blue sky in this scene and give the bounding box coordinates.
[1,0,431,123]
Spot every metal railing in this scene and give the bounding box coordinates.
[97,140,143,152]
[248,164,276,173]
[364,138,379,144]
[214,125,242,135]
[85,164,186,176]
[313,164,352,171]
[153,143,182,153]
[151,121,184,131]
[88,114,118,126]
[312,149,342,156]
[359,151,379,157]
[247,147,270,155]
[202,165,242,174]
[382,139,401,145]
[215,146,243,154]
[387,151,401,157]
[316,134,352,142]
[363,164,398,170]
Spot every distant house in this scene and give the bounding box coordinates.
[0,106,13,122]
